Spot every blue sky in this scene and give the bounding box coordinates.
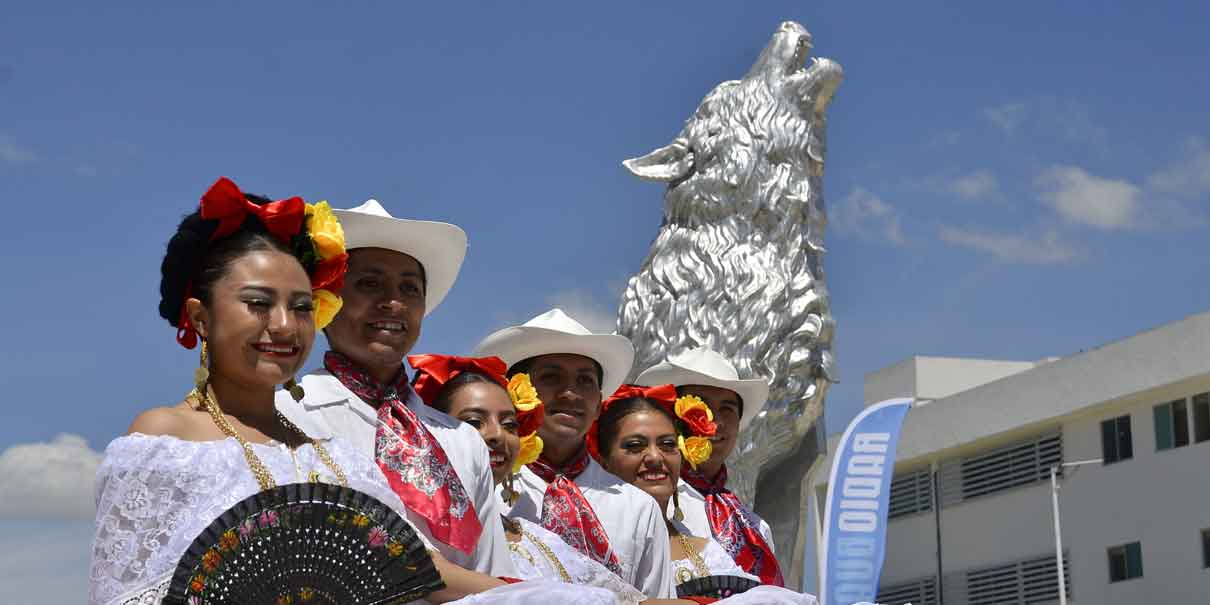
[1,1,1208,599]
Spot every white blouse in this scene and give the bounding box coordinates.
[88,433,426,605]
[506,516,647,605]
[276,370,514,578]
[672,533,760,582]
[507,458,677,599]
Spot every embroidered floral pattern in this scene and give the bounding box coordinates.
[682,466,784,586]
[528,450,624,577]
[324,351,482,555]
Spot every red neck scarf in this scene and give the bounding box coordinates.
[527,448,622,576]
[324,351,482,554]
[682,465,784,586]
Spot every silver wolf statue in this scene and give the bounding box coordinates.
[616,21,842,585]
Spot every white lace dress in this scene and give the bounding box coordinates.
[674,533,821,605]
[88,434,614,605]
[506,516,646,605]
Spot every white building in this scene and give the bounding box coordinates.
[803,311,1210,604]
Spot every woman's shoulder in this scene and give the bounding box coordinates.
[126,403,195,437]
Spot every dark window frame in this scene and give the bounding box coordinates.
[1155,398,1191,451]
[1107,541,1143,582]
[1192,393,1210,444]
[1101,415,1133,464]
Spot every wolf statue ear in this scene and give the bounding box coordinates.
[622,138,695,183]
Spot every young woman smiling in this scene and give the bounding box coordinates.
[412,354,717,605]
[594,386,816,605]
[88,179,569,605]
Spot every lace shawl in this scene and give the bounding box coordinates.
[88,434,414,605]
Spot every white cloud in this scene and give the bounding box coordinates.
[1147,136,1210,197]
[0,134,37,164]
[1036,165,1142,230]
[831,186,906,245]
[982,97,1106,144]
[947,170,999,201]
[982,102,1027,134]
[938,226,1081,265]
[0,434,102,519]
[545,288,619,333]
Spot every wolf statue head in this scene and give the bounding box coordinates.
[616,21,842,585]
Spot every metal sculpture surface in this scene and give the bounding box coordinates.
[616,21,842,583]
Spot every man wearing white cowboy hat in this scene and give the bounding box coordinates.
[277,199,515,579]
[636,346,784,586]
[474,308,676,599]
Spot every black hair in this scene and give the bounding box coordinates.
[595,396,687,456]
[507,355,604,386]
[418,371,504,414]
[158,193,294,328]
[674,385,745,419]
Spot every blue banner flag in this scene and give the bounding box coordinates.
[819,398,912,605]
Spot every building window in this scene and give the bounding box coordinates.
[1192,393,1210,444]
[877,576,938,605]
[1202,528,1210,569]
[936,433,1063,507]
[888,469,933,520]
[1101,415,1133,464]
[1154,399,1190,451]
[1107,542,1143,582]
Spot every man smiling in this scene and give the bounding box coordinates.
[474,309,675,598]
[277,200,514,578]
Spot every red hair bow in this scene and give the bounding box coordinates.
[588,383,679,461]
[408,354,509,406]
[201,176,305,243]
[175,177,308,349]
[602,383,678,412]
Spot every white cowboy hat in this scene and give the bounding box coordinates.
[473,308,635,396]
[333,199,467,316]
[635,346,770,432]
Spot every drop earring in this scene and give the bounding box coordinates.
[672,484,685,522]
[285,377,305,402]
[501,472,518,506]
[194,339,210,394]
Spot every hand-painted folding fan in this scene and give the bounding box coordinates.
[676,575,761,599]
[163,482,444,605]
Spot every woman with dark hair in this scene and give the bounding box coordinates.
[86,178,582,605]
[594,386,819,605]
[408,354,649,604]
[635,348,782,586]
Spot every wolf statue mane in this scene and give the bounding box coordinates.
[616,21,842,585]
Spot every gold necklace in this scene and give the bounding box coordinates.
[504,518,572,582]
[674,531,711,583]
[190,387,348,491]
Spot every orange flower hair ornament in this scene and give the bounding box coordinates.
[175,177,347,348]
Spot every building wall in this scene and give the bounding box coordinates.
[1061,387,1210,604]
[805,312,1210,602]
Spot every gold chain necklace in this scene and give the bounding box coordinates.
[505,517,571,583]
[190,387,348,491]
[674,531,711,583]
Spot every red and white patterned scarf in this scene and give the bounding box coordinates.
[324,351,482,554]
[682,465,784,586]
[527,448,623,576]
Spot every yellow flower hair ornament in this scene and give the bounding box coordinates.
[679,434,713,469]
[507,373,545,468]
[301,201,348,330]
